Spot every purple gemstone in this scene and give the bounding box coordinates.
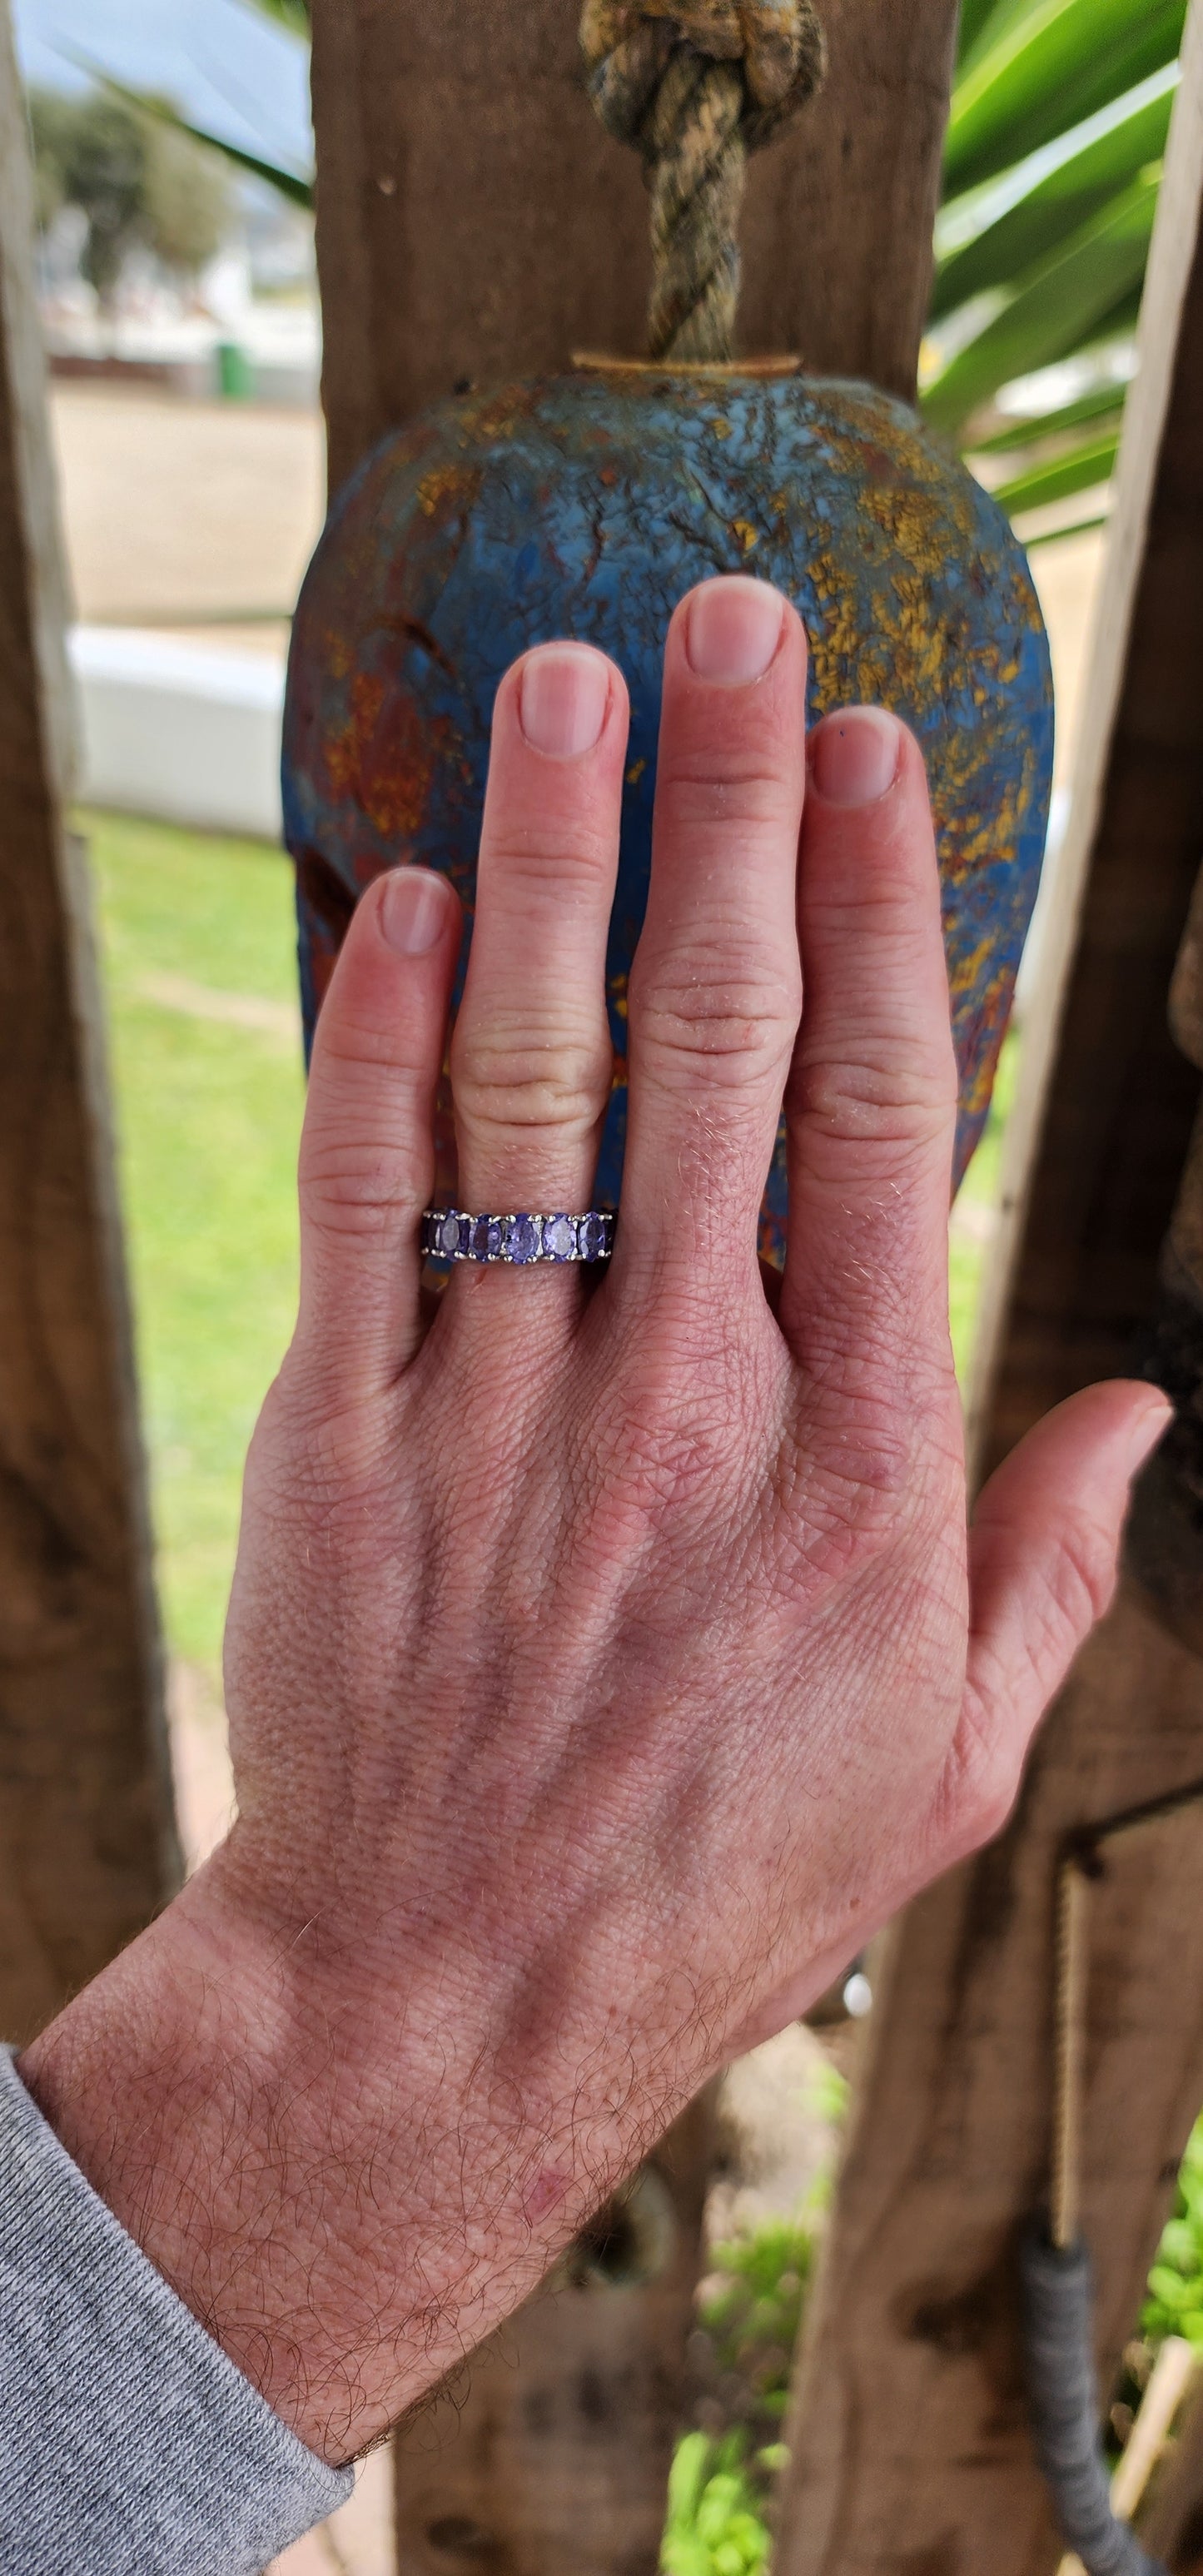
[543,1214,574,1262]
[439,1211,465,1257]
[470,1213,497,1261]
[579,1213,607,1261]
[504,1213,539,1263]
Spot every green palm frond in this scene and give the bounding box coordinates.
[991,429,1120,513]
[973,380,1126,451]
[236,0,310,33]
[926,164,1158,433]
[945,0,1185,197]
[932,63,1176,321]
[67,55,314,207]
[932,0,1187,544]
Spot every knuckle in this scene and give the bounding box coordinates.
[599,1391,738,1530]
[787,1041,954,1156]
[300,1062,428,1236]
[316,1017,423,1078]
[946,1718,1021,1855]
[1041,1504,1121,1646]
[452,1009,613,1136]
[656,755,795,833]
[633,937,799,1087]
[483,822,616,898]
[300,1132,425,1236]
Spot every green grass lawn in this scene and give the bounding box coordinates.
[85,808,305,1685]
[86,805,1007,1687]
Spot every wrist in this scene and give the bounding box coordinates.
[16,1832,650,2462]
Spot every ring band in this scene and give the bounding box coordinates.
[422,1209,615,1266]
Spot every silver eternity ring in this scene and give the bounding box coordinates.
[421,1210,616,1266]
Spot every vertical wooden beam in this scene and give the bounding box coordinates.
[774,11,1203,2572]
[1139,2373,1203,2568]
[309,0,959,495]
[0,0,179,2044]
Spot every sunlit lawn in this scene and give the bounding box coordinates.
[87,807,1007,1685]
[85,808,305,1684]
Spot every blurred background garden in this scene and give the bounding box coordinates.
[13,0,1203,2567]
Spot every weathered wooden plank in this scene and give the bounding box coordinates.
[0,0,179,2042]
[1140,2370,1203,2567]
[309,0,959,495]
[774,10,1203,2570]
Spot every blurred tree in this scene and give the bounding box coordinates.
[25,87,77,232]
[142,118,232,280]
[26,87,231,306]
[30,91,146,307]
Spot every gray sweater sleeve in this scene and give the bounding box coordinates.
[0,2046,352,2574]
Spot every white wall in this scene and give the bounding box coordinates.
[70,627,285,841]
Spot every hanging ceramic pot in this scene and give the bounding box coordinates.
[281,4,1053,1263]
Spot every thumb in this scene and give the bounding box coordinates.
[946,1383,1172,1851]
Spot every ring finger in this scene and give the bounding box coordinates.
[449,642,629,1298]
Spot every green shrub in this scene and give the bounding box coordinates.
[1143,2115,1203,2349]
[697,2219,816,2426]
[662,2434,773,2576]
[662,2213,821,2570]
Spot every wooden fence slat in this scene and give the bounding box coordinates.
[309,0,959,495]
[773,10,1203,2571]
[0,0,179,2043]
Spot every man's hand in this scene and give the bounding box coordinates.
[21,579,1167,2465]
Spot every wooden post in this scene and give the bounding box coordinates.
[305,2,958,2565]
[0,0,179,2044]
[773,11,1203,2573]
[1139,2371,1203,2568]
[310,0,959,495]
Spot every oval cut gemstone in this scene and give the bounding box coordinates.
[439,1211,465,1257]
[543,1214,574,1262]
[470,1213,496,1260]
[505,1213,539,1263]
[579,1213,607,1261]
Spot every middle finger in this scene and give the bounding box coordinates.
[619,577,808,1304]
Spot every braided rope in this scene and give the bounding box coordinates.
[581,0,825,362]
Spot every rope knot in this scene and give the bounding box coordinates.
[580,0,825,361]
[581,0,825,156]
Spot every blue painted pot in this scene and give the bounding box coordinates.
[283,363,1053,1262]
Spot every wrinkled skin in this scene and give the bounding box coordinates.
[23,579,1166,2469]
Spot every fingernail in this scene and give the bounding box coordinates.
[519,644,609,757]
[812,707,901,806]
[380,868,450,956]
[686,576,785,684]
[1126,1395,1174,1475]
